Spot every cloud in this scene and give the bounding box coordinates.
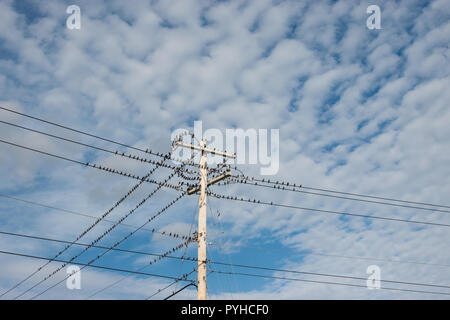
[0,0,449,300]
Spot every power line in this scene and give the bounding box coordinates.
[172,203,197,296]
[215,243,450,269]
[0,120,156,163]
[301,252,450,269]
[207,191,450,229]
[208,195,239,299]
[0,107,225,174]
[3,107,449,299]
[209,260,450,290]
[27,192,186,300]
[146,267,199,300]
[1,165,159,299]
[0,249,194,284]
[0,106,170,160]
[210,270,450,297]
[2,229,449,291]
[84,238,194,300]
[3,137,199,298]
[1,230,198,299]
[0,119,203,176]
[162,283,197,300]
[236,175,450,210]
[0,229,203,300]
[78,169,199,301]
[5,110,446,216]
[0,194,191,241]
[0,230,195,257]
[13,168,183,300]
[231,178,450,215]
[0,138,183,192]
[147,279,182,300]
[4,106,448,211]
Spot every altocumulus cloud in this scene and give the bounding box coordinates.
[0,0,449,299]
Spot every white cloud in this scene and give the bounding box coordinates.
[0,0,449,300]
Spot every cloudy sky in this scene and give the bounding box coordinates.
[0,0,449,300]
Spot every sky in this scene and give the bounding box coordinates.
[0,0,449,300]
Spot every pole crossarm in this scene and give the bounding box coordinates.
[175,141,236,159]
[187,170,231,195]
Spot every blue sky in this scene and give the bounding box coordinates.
[0,0,449,299]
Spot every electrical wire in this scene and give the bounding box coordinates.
[13,168,183,300]
[27,192,186,300]
[0,119,204,176]
[1,230,448,293]
[172,202,197,295]
[235,174,450,209]
[0,249,194,283]
[0,165,160,299]
[230,178,450,215]
[0,230,194,257]
[3,106,449,298]
[84,238,194,299]
[4,107,448,212]
[207,191,450,229]
[162,282,197,300]
[0,107,224,174]
[0,194,191,240]
[207,195,237,300]
[0,106,170,160]
[146,267,199,300]
[0,138,184,192]
[220,243,450,269]
[210,269,450,297]
[11,157,187,299]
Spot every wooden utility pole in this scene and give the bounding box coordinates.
[197,140,208,300]
[175,138,235,300]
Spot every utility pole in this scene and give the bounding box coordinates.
[197,140,208,300]
[175,138,235,300]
